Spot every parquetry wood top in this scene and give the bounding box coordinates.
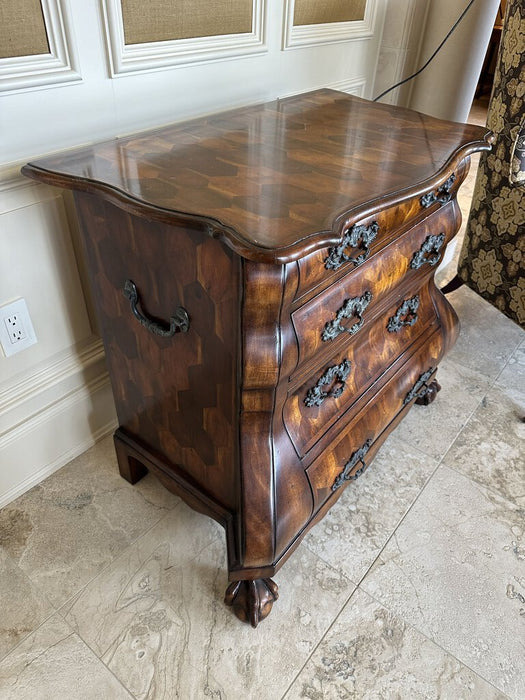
[22,89,492,263]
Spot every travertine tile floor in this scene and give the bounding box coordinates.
[1,101,524,699]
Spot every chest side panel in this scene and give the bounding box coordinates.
[73,191,242,513]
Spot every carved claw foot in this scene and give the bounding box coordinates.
[415,378,441,405]
[224,578,279,627]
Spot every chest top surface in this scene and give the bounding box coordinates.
[22,90,491,262]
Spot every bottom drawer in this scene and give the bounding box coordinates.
[305,340,440,513]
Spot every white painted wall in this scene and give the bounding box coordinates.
[407,0,500,122]
[372,0,431,104]
[0,0,389,506]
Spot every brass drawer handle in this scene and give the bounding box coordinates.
[387,295,420,333]
[332,438,373,491]
[322,291,372,341]
[410,233,445,270]
[123,279,190,337]
[304,359,351,408]
[420,173,456,208]
[325,222,379,271]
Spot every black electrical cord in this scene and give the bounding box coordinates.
[373,0,478,102]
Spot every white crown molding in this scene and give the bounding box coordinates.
[283,0,377,50]
[101,0,267,77]
[0,0,81,94]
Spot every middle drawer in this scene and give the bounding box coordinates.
[283,283,438,458]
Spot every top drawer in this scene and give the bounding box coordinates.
[294,180,461,301]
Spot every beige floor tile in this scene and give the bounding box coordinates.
[0,436,179,609]
[284,588,508,700]
[446,286,524,380]
[495,340,525,403]
[61,501,354,699]
[361,465,525,699]
[0,550,54,661]
[303,434,438,582]
[0,614,132,700]
[443,387,525,506]
[391,356,491,460]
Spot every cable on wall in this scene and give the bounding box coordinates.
[373,0,478,102]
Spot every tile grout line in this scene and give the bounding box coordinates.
[281,436,452,698]
[344,441,515,698]
[439,335,525,506]
[0,607,138,700]
[280,426,511,699]
[341,352,520,697]
[0,500,211,677]
[279,584,360,700]
[358,584,513,700]
[0,504,186,687]
[283,371,493,696]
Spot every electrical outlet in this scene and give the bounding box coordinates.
[4,313,28,344]
[0,299,37,357]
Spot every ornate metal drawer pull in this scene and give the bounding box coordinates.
[123,279,190,337]
[325,222,379,271]
[410,233,445,270]
[304,359,351,408]
[332,438,373,491]
[322,291,373,341]
[420,173,456,208]
[387,295,420,333]
[403,367,434,405]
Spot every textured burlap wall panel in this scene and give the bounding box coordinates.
[293,0,366,26]
[121,0,252,44]
[0,0,49,59]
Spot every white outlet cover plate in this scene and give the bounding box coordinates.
[0,298,37,357]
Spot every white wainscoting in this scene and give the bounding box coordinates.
[0,0,81,94]
[102,0,267,76]
[283,0,377,50]
[0,169,117,508]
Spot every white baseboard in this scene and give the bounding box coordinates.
[0,372,117,509]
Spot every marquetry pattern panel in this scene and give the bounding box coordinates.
[74,192,241,511]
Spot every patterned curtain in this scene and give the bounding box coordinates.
[457,0,525,327]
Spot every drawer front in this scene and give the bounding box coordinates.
[291,212,454,373]
[305,344,440,512]
[295,198,458,301]
[283,284,438,457]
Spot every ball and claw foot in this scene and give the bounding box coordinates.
[415,379,441,406]
[224,578,279,627]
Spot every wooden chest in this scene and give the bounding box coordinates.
[23,90,492,626]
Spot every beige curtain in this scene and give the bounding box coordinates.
[458,0,525,327]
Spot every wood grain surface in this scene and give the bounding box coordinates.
[22,90,492,263]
